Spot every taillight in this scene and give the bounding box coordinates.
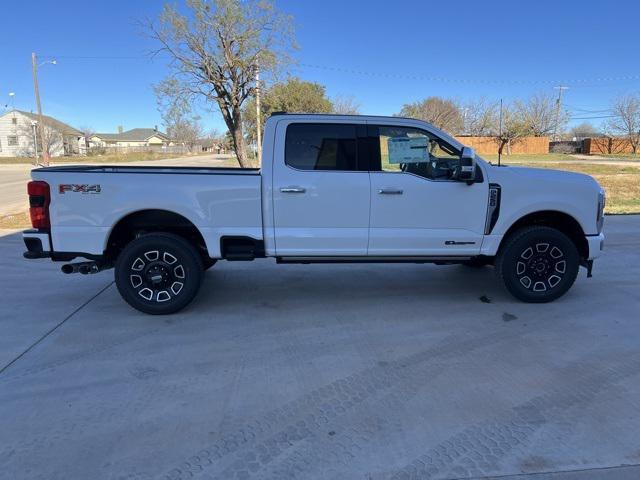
[27,180,51,229]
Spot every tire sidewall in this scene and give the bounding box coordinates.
[499,227,579,303]
[115,234,203,315]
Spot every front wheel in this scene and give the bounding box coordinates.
[496,226,579,303]
[115,233,204,314]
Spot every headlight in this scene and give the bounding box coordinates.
[597,190,605,233]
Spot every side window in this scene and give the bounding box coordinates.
[375,125,461,181]
[285,123,358,171]
[7,136,18,146]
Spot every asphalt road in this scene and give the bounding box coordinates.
[1,215,639,480]
[0,164,32,216]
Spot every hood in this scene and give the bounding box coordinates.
[487,164,601,190]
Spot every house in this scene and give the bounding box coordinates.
[0,110,84,157]
[89,127,172,148]
[199,138,225,153]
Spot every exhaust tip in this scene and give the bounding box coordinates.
[61,264,75,274]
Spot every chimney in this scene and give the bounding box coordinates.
[154,125,158,132]
[117,125,123,134]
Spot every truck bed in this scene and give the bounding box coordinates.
[32,165,264,258]
[34,165,261,175]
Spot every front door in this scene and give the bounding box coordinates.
[272,121,370,256]
[367,124,488,256]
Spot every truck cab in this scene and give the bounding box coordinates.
[23,114,606,314]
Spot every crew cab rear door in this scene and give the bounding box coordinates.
[367,123,488,256]
[272,120,370,256]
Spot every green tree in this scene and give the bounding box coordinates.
[146,0,294,167]
[244,77,333,145]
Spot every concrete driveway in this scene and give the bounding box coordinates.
[1,216,639,480]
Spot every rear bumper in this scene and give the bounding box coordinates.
[586,233,605,260]
[23,229,51,259]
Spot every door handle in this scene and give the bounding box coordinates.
[378,188,403,195]
[280,186,306,193]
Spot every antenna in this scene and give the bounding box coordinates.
[553,86,569,141]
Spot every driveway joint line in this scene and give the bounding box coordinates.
[461,462,640,479]
[0,280,114,375]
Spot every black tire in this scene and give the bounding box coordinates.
[115,233,204,315]
[203,258,218,270]
[496,226,579,303]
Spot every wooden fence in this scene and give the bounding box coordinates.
[454,136,550,155]
[582,137,636,155]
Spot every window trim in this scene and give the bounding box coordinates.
[7,135,18,147]
[284,122,368,173]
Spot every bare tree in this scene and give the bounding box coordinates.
[516,92,569,137]
[494,103,532,155]
[145,0,294,167]
[332,95,360,115]
[397,97,463,134]
[462,98,498,136]
[607,94,640,154]
[18,118,63,158]
[155,77,204,152]
[78,125,95,151]
[569,122,600,140]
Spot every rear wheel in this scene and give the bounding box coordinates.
[496,226,579,303]
[115,233,203,315]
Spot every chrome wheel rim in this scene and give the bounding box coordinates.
[129,250,185,302]
[515,242,565,292]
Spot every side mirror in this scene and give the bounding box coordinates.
[456,146,476,183]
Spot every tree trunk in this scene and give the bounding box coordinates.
[218,101,252,168]
[231,124,251,168]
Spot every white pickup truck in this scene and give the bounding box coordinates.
[23,114,605,314]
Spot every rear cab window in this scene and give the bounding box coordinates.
[285,123,362,171]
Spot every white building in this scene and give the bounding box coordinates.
[0,110,84,158]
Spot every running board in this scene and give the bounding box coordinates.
[276,256,473,264]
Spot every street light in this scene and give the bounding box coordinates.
[31,53,56,166]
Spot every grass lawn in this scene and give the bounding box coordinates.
[0,151,211,165]
[502,161,640,214]
[0,212,31,230]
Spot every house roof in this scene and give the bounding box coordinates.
[3,110,83,136]
[93,128,170,142]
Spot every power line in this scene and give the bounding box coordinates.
[296,63,640,86]
[37,54,640,86]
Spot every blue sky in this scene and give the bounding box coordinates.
[1,0,638,134]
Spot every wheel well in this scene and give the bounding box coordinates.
[105,209,209,261]
[501,211,588,259]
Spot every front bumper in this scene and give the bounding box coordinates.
[23,229,51,259]
[586,233,605,260]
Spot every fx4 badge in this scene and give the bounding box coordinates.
[59,184,101,194]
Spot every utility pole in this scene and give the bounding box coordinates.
[31,52,49,166]
[498,99,503,166]
[255,67,262,166]
[553,85,569,141]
